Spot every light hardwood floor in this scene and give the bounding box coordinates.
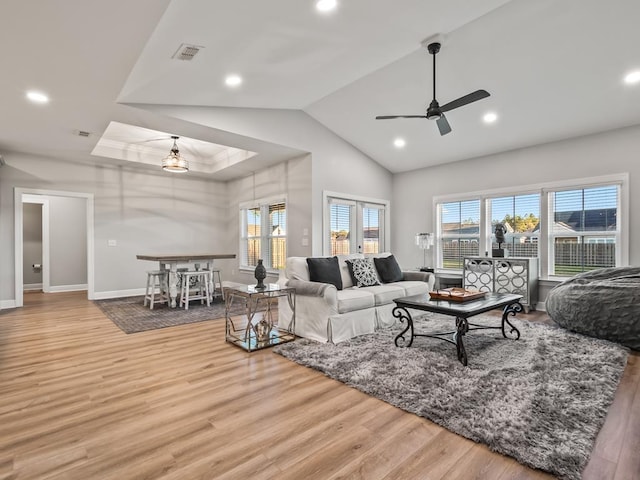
[0,291,638,479]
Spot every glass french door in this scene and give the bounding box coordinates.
[327,197,385,255]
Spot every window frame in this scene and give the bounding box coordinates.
[239,195,287,272]
[432,173,628,280]
[485,192,541,258]
[546,184,621,277]
[323,191,390,256]
[437,199,482,270]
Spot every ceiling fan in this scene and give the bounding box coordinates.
[376,42,490,136]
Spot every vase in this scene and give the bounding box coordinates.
[254,259,267,290]
[255,320,271,342]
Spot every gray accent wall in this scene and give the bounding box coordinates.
[391,124,640,304]
[49,196,87,288]
[0,153,230,302]
[22,203,42,287]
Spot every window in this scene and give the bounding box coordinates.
[434,174,627,278]
[362,204,384,254]
[329,200,353,255]
[240,199,286,270]
[489,193,540,257]
[439,200,480,269]
[548,185,618,276]
[326,194,387,255]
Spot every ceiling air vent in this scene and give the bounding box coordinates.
[172,43,203,61]
[77,130,91,137]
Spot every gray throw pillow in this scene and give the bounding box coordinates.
[346,257,380,287]
[374,255,404,283]
[306,256,343,290]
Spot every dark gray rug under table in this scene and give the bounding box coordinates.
[273,314,628,480]
[94,296,227,333]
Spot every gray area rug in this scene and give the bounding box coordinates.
[94,296,227,333]
[274,314,628,480]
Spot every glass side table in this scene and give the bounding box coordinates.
[225,283,296,352]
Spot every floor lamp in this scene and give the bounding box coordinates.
[415,232,434,272]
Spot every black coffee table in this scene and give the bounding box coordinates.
[392,292,523,366]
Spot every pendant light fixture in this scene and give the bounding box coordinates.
[162,136,189,173]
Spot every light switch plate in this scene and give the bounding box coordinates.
[108,239,117,247]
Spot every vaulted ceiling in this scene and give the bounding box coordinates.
[2,0,639,179]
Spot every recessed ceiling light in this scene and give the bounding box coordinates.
[393,138,406,148]
[624,70,640,85]
[225,74,243,87]
[26,91,49,104]
[483,112,498,124]
[316,0,337,12]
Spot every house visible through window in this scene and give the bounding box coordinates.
[549,185,618,276]
[439,200,480,269]
[434,175,625,278]
[489,193,540,257]
[240,199,286,270]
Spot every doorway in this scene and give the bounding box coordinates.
[22,195,49,293]
[324,192,390,255]
[14,188,95,308]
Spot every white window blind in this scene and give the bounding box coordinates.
[327,196,387,255]
[329,200,354,255]
[268,202,286,270]
[439,199,480,269]
[240,199,287,270]
[362,205,383,254]
[549,185,618,275]
[434,175,626,278]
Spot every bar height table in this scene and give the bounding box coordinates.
[136,254,236,308]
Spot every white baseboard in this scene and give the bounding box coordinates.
[0,299,17,310]
[48,284,88,293]
[24,283,43,291]
[92,288,145,300]
[535,302,546,312]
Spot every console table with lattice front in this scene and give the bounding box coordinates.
[463,257,538,312]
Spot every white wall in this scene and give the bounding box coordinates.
[391,124,640,301]
[0,152,229,303]
[138,106,394,255]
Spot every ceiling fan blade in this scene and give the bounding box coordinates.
[376,115,428,120]
[440,90,490,113]
[436,114,452,136]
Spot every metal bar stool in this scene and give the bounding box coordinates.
[144,270,169,310]
[178,270,211,310]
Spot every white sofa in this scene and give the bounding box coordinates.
[277,253,435,343]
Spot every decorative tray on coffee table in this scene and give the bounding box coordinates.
[428,287,486,302]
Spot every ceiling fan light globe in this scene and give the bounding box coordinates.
[426,111,441,120]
